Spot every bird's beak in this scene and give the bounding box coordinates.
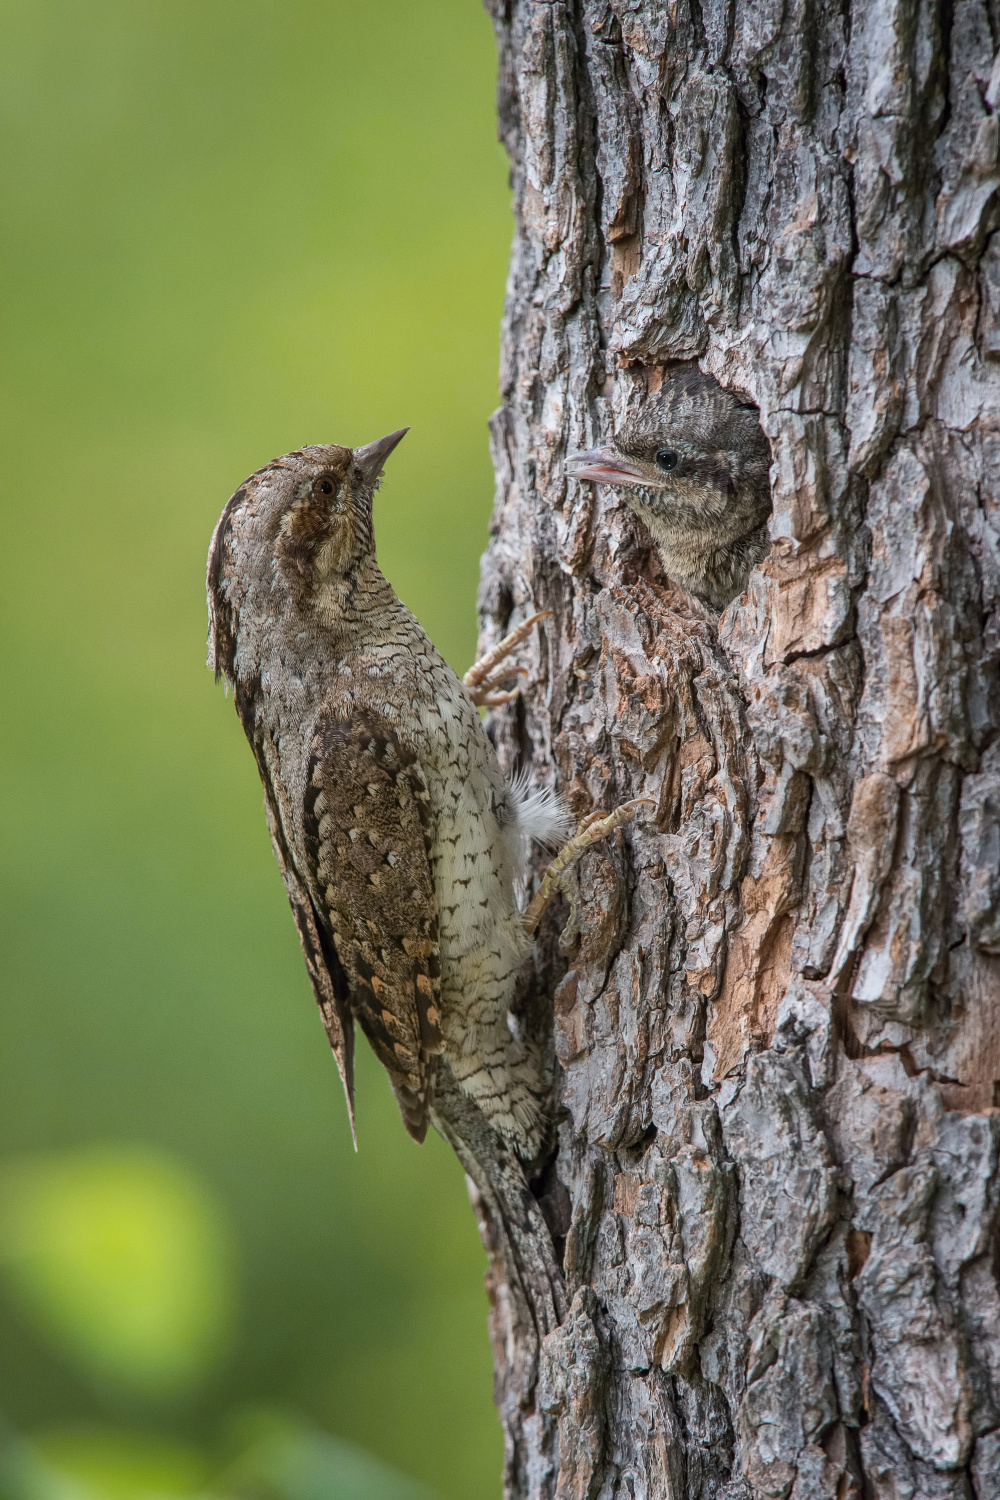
[564,445,646,486]
[353,427,409,487]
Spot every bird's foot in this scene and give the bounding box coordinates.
[463,611,551,708]
[523,798,655,943]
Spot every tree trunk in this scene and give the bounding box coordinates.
[464,0,1000,1496]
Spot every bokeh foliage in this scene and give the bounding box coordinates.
[0,1,510,1495]
[0,1148,234,1399]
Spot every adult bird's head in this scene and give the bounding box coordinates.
[207,428,408,682]
[565,369,771,608]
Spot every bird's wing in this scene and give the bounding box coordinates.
[301,708,443,1144]
[253,758,359,1143]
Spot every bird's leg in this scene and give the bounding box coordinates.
[523,798,655,942]
[463,611,552,708]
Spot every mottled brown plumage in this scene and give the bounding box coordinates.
[305,711,442,1138]
[566,368,773,610]
[207,431,567,1155]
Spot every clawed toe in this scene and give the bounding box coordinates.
[463,610,551,708]
[523,796,656,936]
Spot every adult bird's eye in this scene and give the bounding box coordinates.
[318,478,334,495]
[655,449,678,472]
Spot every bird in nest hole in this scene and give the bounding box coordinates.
[566,367,773,611]
[207,428,647,1161]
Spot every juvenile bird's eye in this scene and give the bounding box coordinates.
[655,449,678,472]
[318,479,334,495]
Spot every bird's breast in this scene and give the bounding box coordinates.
[414,686,524,982]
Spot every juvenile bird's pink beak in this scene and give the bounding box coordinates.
[353,427,409,487]
[564,445,646,486]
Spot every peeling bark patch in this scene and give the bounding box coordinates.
[845,1229,872,1281]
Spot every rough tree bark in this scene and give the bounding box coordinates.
[462,1,1000,1496]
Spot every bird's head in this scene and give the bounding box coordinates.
[565,369,770,534]
[207,428,408,680]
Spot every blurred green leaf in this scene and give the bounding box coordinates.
[24,1428,211,1500]
[221,1411,436,1500]
[0,1419,80,1500]
[0,1415,436,1500]
[0,1148,234,1400]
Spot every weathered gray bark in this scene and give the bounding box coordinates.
[467,1,1000,1495]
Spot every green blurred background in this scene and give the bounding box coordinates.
[0,2,511,1496]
